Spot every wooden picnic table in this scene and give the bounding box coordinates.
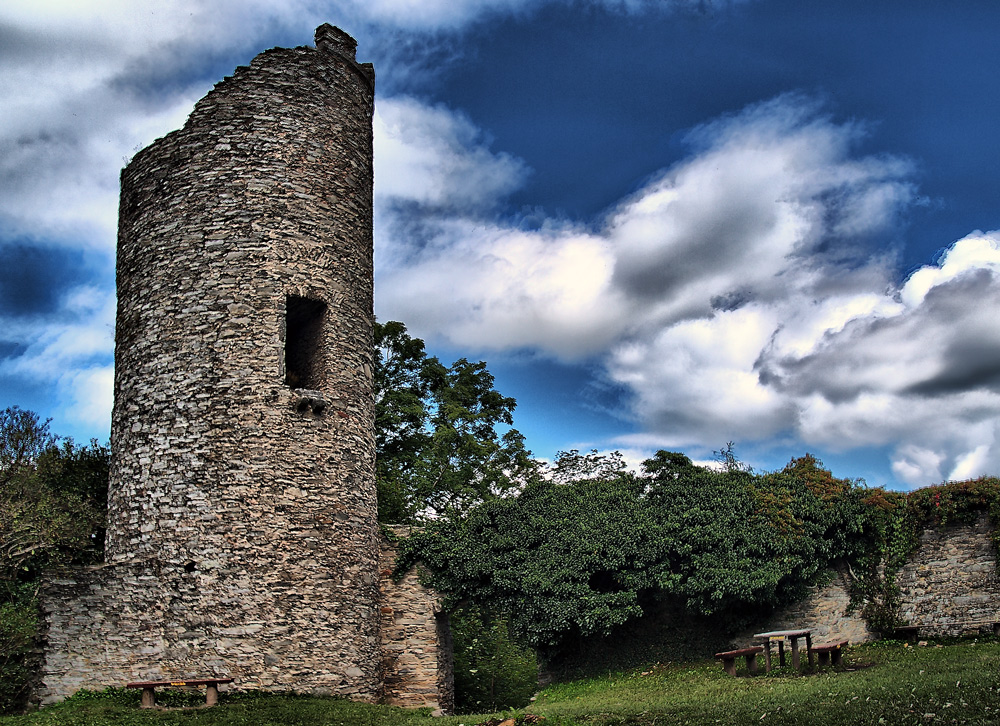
[753,628,814,672]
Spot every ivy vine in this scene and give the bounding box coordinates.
[397,451,1000,654]
[849,476,1000,632]
[397,451,890,657]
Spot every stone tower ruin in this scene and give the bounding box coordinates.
[106,21,380,694]
[38,26,452,712]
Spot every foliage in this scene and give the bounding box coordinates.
[374,321,537,523]
[397,450,881,660]
[0,585,37,715]
[401,449,1000,659]
[905,476,1000,541]
[396,456,653,655]
[849,476,1000,634]
[546,449,627,484]
[0,408,108,587]
[0,408,56,476]
[0,407,110,715]
[450,605,538,714]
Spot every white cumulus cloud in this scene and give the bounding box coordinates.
[373,90,1000,489]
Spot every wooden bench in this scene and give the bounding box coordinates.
[126,678,233,708]
[891,625,920,641]
[892,621,1000,640]
[714,646,763,676]
[812,638,849,666]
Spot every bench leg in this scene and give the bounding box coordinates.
[817,651,830,666]
[763,643,772,673]
[722,657,736,676]
[830,648,842,666]
[745,654,759,675]
[206,684,220,707]
[777,640,786,667]
[806,633,814,668]
[140,687,156,709]
[789,637,801,670]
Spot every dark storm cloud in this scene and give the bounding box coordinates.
[0,20,112,63]
[611,192,779,302]
[908,346,1000,397]
[0,243,91,319]
[903,270,1000,396]
[758,267,1000,405]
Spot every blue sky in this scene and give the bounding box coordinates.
[3,0,1000,489]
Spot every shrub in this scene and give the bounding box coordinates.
[396,450,881,662]
[450,605,538,713]
[0,589,38,714]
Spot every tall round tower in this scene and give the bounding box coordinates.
[105,25,378,695]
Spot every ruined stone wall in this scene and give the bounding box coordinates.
[39,564,228,700]
[733,565,876,647]
[378,527,454,714]
[732,515,1000,647]
[39,531,456,710]
[896,514,1000,635]
[39,25,384,702]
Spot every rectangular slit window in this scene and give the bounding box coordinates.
[284,295,326,389]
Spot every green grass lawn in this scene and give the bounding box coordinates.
[4,639,999,725]
[530,638,1000,724]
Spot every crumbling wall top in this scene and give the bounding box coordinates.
[316,24,357,59]
[313,24,374,90]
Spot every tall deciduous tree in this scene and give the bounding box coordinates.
[0,407,108,588]
[374,321,537,523]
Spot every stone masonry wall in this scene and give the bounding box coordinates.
[38,26,389,703]
[39,564,230,701]
[379,527,455,714]
[895,513,1000,636]
[733,515,1000,648]
[39,531,455,710]
[733,565,876,648]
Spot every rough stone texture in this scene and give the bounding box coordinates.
[379,527,454,713]
[733,566,876,647]
[733,515,1000,646]
[36,26,446,710]
[895,514,1000,636]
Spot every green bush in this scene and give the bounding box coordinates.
[450,605,538,713]
[397,450,882,661]
[0,590,37,715]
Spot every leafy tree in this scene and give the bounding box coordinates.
[0,407,109,714]
[0,583,37,712]
[0,408,108,587]
[643,452,873,622]
[396,451,658,655]
[0,406,57,478]
[374,321,537,523]
[547,448,627,484]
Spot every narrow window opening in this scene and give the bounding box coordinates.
[285,295,327,389]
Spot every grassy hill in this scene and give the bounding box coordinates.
[3,638,999,725]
